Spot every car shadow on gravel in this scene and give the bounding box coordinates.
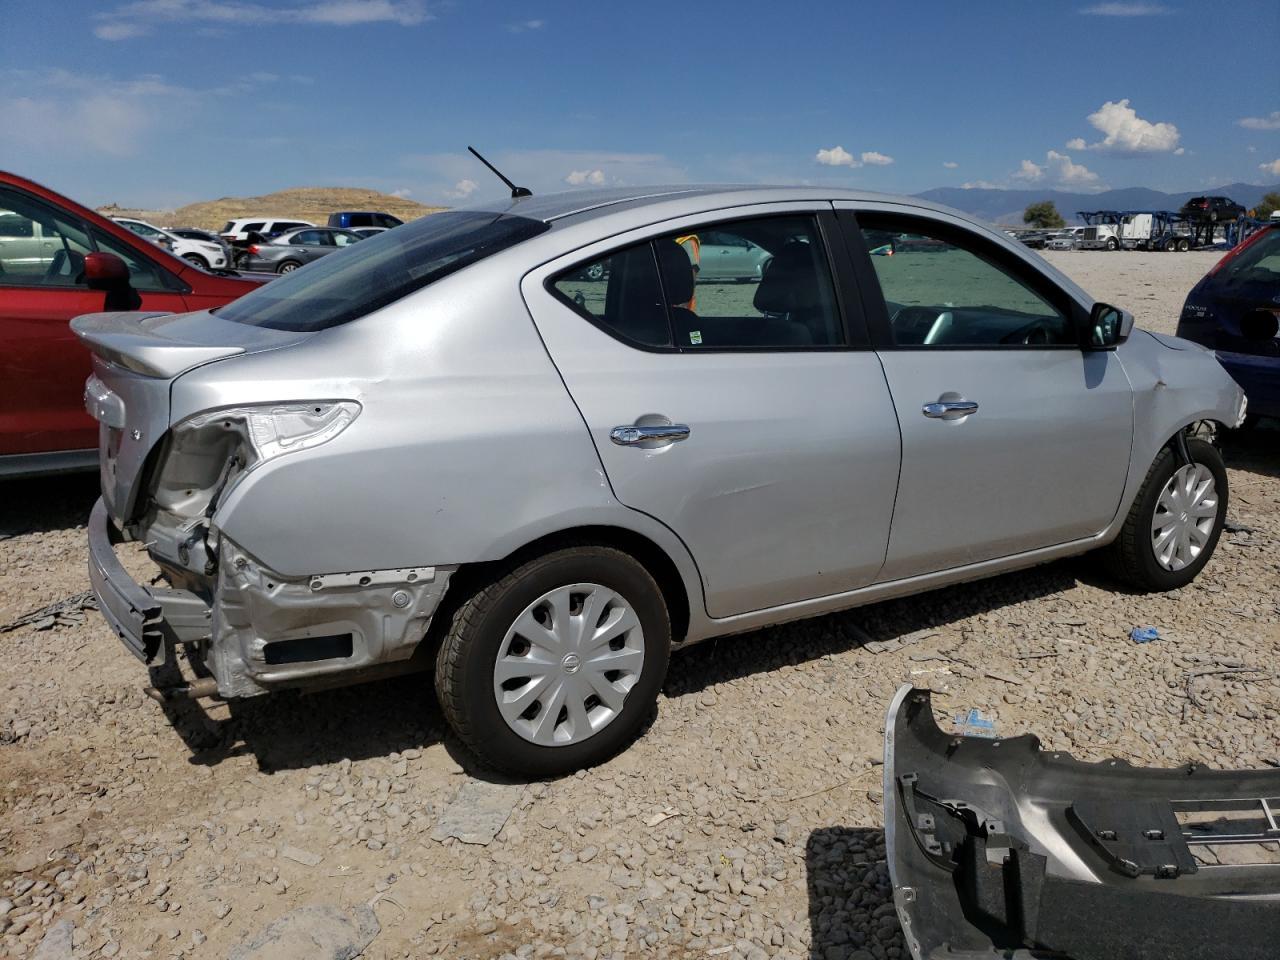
[665,562,1078,697]
[155,670,451,774]
[0,473,99,538]
[806,826,903,959]
[1222,420,1280,481]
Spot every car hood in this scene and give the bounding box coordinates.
[1143,330,1210,353]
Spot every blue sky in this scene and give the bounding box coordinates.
[2,0,1278,208]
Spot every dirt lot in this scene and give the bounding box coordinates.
[2,249,1277,959]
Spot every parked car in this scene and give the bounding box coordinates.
[239,227,364,274]
[0,170,264,478]
[695,228,774,281]
[169,226,234,265]
[78,185,1245,776]
[1180,196,1246,223]
[1045,227,1085,250]
[1175,222,1280,423]
[113,217,228,272]
[219,218,315,243]
[328,211,403,230]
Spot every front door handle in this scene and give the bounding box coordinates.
[922,400,979,419]
[610,424,691,446]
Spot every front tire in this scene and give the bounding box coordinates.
[277,260,302,274]
[1106,238,1120,251]
[434,546,671,777]
[1102,437,1227,591]
[182,253,210,271]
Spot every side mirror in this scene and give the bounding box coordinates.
[1085,302,1134,349]
[1241,309,1279,342]
[84,252,131,290]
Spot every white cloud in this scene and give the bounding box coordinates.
[1080,2,1169,15]
[1071,99,1180,153]
[1012,159,1044,182]
[1173,146,1185,156]
[565,169,606,186]
[95,0,432,38]
[390,187,412,198]
[942,161,958,169]
[506,19,544,32]
[814,146,893,168]
[446,179,478,199]
[1261,159,1280,177]
[961,180,1002,190]
[93,21,150,39]
[815,145,857,167]
[1045,150,1100,186]
[1239,111,1280,131]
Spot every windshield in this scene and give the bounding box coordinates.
[217,210,549,332]
[1220,229,1280,284]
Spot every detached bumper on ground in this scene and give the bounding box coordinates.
[883,685,1280,960]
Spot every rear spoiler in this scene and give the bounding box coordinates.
[71,312,246,379]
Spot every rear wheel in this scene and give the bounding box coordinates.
[277,260,302,274]
[434,546,671,777]
[1178,238,1191,252]
[1102,438,1227,591]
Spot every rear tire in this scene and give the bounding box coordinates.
[434,545,671,777]
[1101,438,1227,591]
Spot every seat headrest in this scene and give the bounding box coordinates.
[753,241,822,314]
[654,238,695,305]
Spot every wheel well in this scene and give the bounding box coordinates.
[443,526,692,644]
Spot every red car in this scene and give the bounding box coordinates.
[0,171,263,478]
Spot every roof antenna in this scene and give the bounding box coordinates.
[467,146,532,198]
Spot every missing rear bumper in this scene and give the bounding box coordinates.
[883,685,1280,960]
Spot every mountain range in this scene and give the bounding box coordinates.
[915,182,1280,226]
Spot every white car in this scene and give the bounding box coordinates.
[219,218,315,242]
[112,217,228,271]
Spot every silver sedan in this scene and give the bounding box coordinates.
[75,185,1246,776]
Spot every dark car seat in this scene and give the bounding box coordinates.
[751,241,826,344]
[653,239,699,340]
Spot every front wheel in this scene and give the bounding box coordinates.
[1102,437,1227,591]
[434,546,671,777]
[182,253,210,271]
[1106,238,1119,251]
[277,260,301,274]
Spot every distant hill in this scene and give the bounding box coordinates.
[97,187,445,231]
[915,182,1280,226]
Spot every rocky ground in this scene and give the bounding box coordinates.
[2,250,1277,959]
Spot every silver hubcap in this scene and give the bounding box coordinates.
[493,583,644,746]
[1151,463,1218,571]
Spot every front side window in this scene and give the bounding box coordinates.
[217,210,549,332]
[0,186,93,286]
[859,215,1072,347]
[550,214,844,350]
[90,228,182,292]
[333,231,360,247]
[292,230,326,246]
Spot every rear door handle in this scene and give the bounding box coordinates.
[922,400,979,419]
[610,424,691,446]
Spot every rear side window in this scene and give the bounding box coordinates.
[550,214,845,350]
[243,221,265,233]
[217,210,549,332]
[376,214,403,228]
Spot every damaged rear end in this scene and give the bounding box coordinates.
[75,309,450,699]
[884,686,1280,960]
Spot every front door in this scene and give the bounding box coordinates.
[523,207,902,618]
[840,207,1134,581]
[0,185,190,457]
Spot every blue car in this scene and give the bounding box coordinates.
[1176,224,1280,424]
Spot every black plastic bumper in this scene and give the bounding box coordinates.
[87,498,211,663]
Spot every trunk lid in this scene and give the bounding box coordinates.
[72,309,313,521]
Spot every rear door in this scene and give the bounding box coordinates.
[523,204,902,618]
[837,205,1133,580]
[0,184,190,459]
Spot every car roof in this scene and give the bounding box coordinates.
[463,184,976,227]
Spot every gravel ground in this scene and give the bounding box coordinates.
[2,249,1277,960]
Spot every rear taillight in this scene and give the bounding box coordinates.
[247,245,260,254]
[1207,227,1270,276]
